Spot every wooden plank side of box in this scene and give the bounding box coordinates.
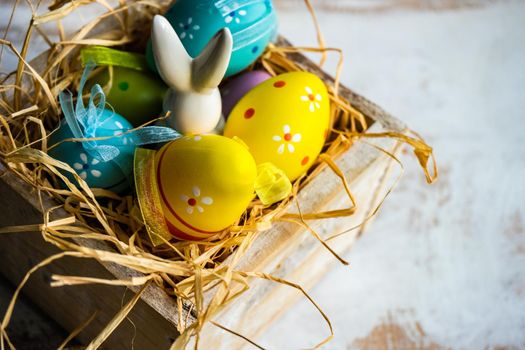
[0,164,182,350]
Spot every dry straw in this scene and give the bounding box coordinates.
[0,0,436,349]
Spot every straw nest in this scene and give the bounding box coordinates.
[0,0,436,348]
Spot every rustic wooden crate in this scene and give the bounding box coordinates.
[0,37,405,349]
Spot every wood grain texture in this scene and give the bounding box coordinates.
[0,281,69,350]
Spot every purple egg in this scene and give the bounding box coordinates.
[220,70,272,118]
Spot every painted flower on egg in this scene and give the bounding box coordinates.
[178,17,200,40]
[73,153,102,180]
[180,186,214,214]
[300,86,323,112]
[224,7,247,24]
[273,125,301,154]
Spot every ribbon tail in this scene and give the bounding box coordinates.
[75,61,96,116]
[81,46,148,71]
[127,126,182,145]
[87,144,120,162]
[58,89,85,140]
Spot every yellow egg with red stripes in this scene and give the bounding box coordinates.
[224,71,330,181]
[155,134,257,240]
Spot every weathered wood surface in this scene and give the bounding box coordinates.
[260,3,525,349]
[0,281,69,350]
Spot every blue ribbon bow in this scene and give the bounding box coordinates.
[58,62,182,163]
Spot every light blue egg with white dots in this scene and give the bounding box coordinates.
[146,0,278,77]
[48,109,135,194]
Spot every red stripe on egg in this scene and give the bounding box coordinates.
[273,80,286,88]
[165,217,208,241]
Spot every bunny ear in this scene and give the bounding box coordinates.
[151,15,192,91]
[192,28,233,91]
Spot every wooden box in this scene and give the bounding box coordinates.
[0,37,405,349]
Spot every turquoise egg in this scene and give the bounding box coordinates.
[146,0,278,77]
[48,110,135,194]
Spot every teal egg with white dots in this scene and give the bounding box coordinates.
[146,0,278,77]
[48,110,135,194]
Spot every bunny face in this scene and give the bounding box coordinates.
[151,15,233,134]
[146,0,277,77]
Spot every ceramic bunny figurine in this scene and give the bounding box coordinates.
[151,15,233,134]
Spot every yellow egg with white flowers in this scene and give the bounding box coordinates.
[155,134,257,240]
[224,71,330,181]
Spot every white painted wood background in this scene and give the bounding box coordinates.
[1,1,524,349]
